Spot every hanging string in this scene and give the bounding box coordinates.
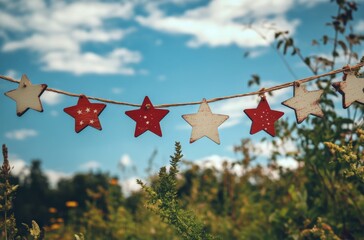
[0,62,363,108]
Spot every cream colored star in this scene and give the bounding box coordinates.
[5,74,48,116]
[282,84,324,123]
[182,99,229,144]
[336,73,364,108]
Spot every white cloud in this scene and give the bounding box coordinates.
[8,155,29,176]
[3,34,79,52]
[41,91,63,105]
[276,157,299,169]
[212,96,258,129]
[296,0,327,8]
[149,0,201,5]
[45,169,70,188]
[247,49,267,58]
[0,1,141,75]
[5,129,38,140]
[80,161,101,170]
[136,0,299,48]
[120,176,142,196]
[194,154,237,172]
[8,154,69,188]
[41,48,141,75]
[0,11,26,31]
[192,153,299,181]
[252,139,297,157]
[119,154,132,167]
[5,69,19,79]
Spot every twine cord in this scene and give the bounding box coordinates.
[0,62,363,108]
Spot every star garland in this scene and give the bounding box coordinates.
[1,63,364,144]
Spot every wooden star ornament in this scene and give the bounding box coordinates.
[332,73,364,108]
[64,95,106,133]
[244,97,284,137]
[182,99,229,144]
[282,83,324,123]
[125,96,169,137]
[4,74,48,116]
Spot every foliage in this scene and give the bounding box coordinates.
[137,142,216,240]
[325,129,364,182]
[0,144,18,239]
[1,145,44,240]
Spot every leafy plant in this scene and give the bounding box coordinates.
[138,142,216,240]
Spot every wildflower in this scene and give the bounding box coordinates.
[65,201,78,208]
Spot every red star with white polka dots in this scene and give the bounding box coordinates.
[64,95,106,133]
[244,97,284,137]
[125,96,169,137]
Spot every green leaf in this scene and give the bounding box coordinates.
[323,35,329,44]
[248,74,260,87]
[332,50,339,57]
[291,48,297,56]
[304,57,311,67]
[337,40,348,55]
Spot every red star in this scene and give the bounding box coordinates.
[244,97,284,137]
[125,96,169,137]
[64,95,106,133]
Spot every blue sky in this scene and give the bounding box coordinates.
[0,0,363,191]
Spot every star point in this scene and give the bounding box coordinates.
[182,99,229,144]
[125,96,169,137]
[282,84,324,123]
[4,74,48,116]
[64,95,106,133]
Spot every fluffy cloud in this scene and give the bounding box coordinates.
[136,0,299,48]
[296,0,328,8]
[8,154,70,188]
[120,177,142,196]
[41,48,141,75]
[194,154,238,172]
[192,152,299,180]
[41,91,63,105]
[8,155,29,176]
[45,170,70,188]
[4,69,19,79]
[119,154,132,167]
[276,157,299,170]
[252,138,297,158]
[5,129,38,140]
[0,1,141,75]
